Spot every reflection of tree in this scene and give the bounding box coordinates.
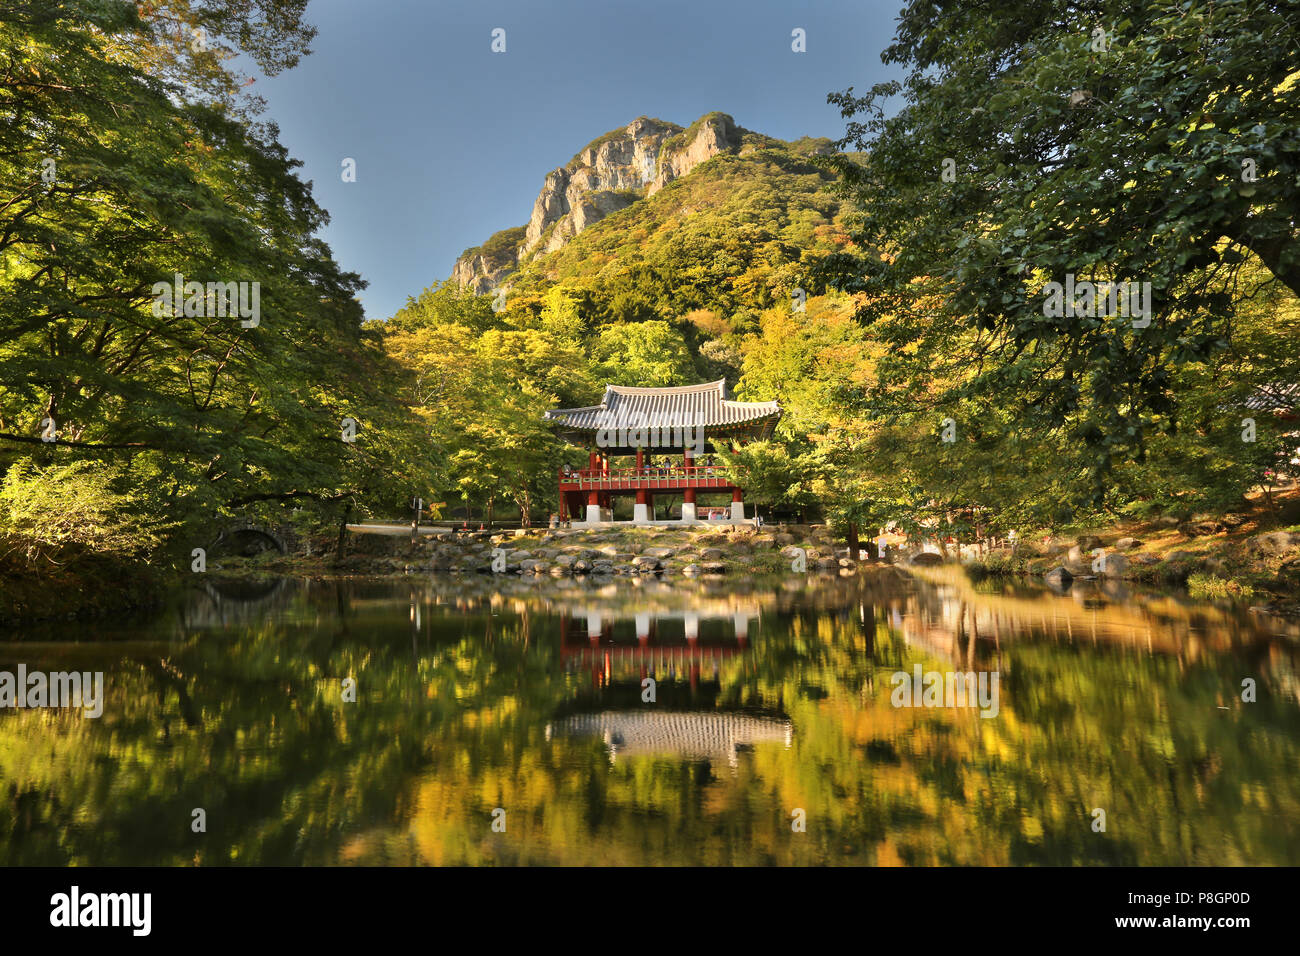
[0,574,1297,865]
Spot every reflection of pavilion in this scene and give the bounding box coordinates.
[548,596,789,766]
[546,711,792,767]
[558,600,760,690]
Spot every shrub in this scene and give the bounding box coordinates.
[0,458,172,568]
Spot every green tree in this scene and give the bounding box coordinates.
[823,0,1300,487]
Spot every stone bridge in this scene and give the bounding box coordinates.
[209,521,300,558]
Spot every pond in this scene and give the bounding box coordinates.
[2,568,1298,865]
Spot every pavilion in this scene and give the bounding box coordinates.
[544,380,780,526]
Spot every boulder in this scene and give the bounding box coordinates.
[1044,566,1073,587]
[699,547,725,561]
[1098,553,1128,576]
[700,562,727,574]
[1245,531,1300,557]
[682,564,701,576]
[1279,556,1300,587]
[642,547,675,559]
[1114,537,1142,551]
[632,555,661,570]
[1178,519,1223,537]
[909,552,943,566]
[1076,535,1103,551]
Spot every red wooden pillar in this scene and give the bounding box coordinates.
[682,448,698,521]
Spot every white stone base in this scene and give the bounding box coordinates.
[585,504,602,524]
[568,517,751,529]
[730,501,745,522]
[633,502,650,523]
[680,502,697,523]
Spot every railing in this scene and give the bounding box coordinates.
[558,465,732,489]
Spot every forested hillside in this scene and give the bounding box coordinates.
[379,118,858,525]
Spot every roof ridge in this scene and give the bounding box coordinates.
[606,379,725,395]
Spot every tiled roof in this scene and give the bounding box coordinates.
[1242,383,1300,411]
[545,380,780,431]
[546,710,792,764]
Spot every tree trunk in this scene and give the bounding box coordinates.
[334,499,352,561]
[845,521,860,562]
[1229,229,1300,299]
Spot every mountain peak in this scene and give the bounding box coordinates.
[452,112,747,293]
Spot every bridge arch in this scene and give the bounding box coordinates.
[210,522,289,557]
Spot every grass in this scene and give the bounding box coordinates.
[1186,572,1257,600]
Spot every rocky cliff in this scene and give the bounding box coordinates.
[451,226,525,294]
[452,112,748,290]
[648,112,743,195]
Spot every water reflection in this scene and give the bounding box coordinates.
[0,569,1297,866]
[545,594,790,769]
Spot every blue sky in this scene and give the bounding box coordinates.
[252,0,906,319]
